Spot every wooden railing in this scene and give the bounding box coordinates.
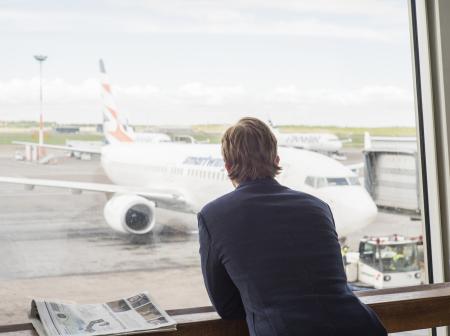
[2,283,450,336]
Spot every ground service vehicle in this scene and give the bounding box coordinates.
[345,235,423,289]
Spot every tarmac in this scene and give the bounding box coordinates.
[0,145,425,335]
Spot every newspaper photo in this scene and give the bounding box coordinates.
[29,292,176,336]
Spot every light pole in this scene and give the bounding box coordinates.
[34,54,47,158]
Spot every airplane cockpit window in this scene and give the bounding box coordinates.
[348,177,361,186]
[326,177,349,186]
[316,178,327,188]
[305,176,315,188]
[305,176,360,188]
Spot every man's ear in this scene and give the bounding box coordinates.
[275,155,280,166]
[225,162,232,173]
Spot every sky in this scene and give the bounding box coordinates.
[0,0,416,127]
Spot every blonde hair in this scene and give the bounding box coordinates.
[221,117,281,183]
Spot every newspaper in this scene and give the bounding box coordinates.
[29,293,176,336]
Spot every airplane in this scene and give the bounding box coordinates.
[0,61,378,238]
[108,119,171,144]
[268,120,350,159]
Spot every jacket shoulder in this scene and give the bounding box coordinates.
[200,185,331,220]
[200,189,239,219]
[298,190,331,210]
[276,185,331,210]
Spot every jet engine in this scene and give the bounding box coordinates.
[104,194,156,234]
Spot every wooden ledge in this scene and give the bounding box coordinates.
[357,283,450,332]
[2,283,450,335]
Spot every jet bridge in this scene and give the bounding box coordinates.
[363,135,421,214]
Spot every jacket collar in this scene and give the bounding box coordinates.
[236,177,280,190]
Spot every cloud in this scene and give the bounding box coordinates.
[178,82,245,105]
[0,1,414,126]
[114,0,407,40]
[0,77,415,126]
[0,0,407,41]
[265,85,415,126]
[268,85,412,106]
[0,78,99,104]
[125,0,405,20]
[115,84,160,98]
[0,78,247,124]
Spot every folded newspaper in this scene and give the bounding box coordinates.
[29,293,176,336]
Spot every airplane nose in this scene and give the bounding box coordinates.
[325,187,378,237]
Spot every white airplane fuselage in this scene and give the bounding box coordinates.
[277,132,343,153]
[101,142,377,237]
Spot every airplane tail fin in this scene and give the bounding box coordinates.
[99,59,134,144]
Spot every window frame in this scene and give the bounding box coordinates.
[409,0,450,334]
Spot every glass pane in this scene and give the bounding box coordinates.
[0,0,431,334]
[326,177,349,186]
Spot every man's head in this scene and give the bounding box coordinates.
[221,117,281,186]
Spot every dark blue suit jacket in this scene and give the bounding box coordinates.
[198,178,387,336]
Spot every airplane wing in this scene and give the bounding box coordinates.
[279,144,308,150]
[0,176,186,208]
[291,145,308,150]
[12,141,102,155]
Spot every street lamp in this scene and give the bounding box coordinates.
[34,55,47,157]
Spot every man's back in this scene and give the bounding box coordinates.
[199,178,386,336]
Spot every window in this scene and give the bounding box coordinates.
[305,176,315,188]
[377,244,420,273]
[316,178,327,189]
[348,176,361,186]
[304,176,357,188]
[359,242,377,267]
[326,177,349,186]
[359,239,421,273]
[0,1,438,332]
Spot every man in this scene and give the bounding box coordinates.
[391,247,406,271]
[198,117,387,336]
